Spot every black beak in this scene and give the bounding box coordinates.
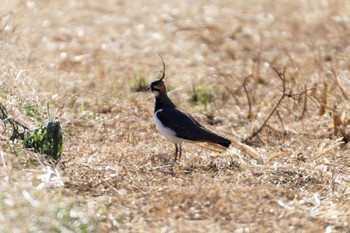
[144,86,151,91]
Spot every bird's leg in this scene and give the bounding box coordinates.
[178,144,182,160]
[174,143,179,163]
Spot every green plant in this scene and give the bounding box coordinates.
[21,102,42,122]
[130,72,148,92]
[188,85,214,109]
[23,120,63,161]
[21,102,36,117]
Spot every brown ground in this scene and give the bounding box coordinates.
[1,0,350,232]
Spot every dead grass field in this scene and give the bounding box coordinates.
[1,0,350,232]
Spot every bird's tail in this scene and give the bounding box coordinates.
[201,130,231,148]
[218,138,231,148]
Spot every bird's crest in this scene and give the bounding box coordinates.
[149,54,168,96]
[158,54,165,81]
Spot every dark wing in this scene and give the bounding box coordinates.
[156,108,231,147]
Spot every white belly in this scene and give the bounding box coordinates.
[154,109,185,144]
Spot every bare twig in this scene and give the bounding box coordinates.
[224,85,241,106]
[253,44,262,79]
[243,68,288,143]
[329,61,349,100]
[298,85,308,120]
[276,110,286,133]
[0,103,31,141]
[319,79,328,116]
[242,75,253,119]
[289,86,317,98]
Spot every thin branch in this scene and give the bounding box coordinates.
[243,68,287,143]
[330,61,349,100]
[298,85,308,120]
[276,109,286,133]
[0,103,30,141]
[224,86,241,106]
[289,87,317,98]
[242,75,253,119]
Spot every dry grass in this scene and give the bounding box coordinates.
[1,0,350,232]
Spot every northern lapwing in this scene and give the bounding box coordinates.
[149,56,231,163]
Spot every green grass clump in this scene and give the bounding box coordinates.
[21,102,42,122]
[188,85,214,109]
[130,72,148,92]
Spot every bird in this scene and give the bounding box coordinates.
[148,56,231,163]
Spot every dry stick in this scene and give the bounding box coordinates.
[243,71,317,143]
[253,45,262,79]
[286,85,315,120]
[219,72,245,100]
[0,103,30,140]
[298,85,308,120]
[225,84,241,106]
[276,109,286,133]
[243,67,287,143]
[319,79,328,116]
[224,73,254,114]
[329,61,349,100]
[242,75,253,119]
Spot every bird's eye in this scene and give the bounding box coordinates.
[151,80,160,86]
